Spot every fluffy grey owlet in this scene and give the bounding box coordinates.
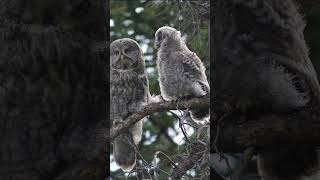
[213,0,320,179]
[110,38,150,171]
[155,26,210,121]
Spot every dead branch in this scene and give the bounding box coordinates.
[108,95,210,142]
[169,142,208,180]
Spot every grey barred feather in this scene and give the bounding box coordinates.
[155,26,210,121]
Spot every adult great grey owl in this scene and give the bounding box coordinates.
[155,26,210,121]
[110,38,150,171]
[213,0,320,180]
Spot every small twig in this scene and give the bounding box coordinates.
[130,138,171,179]
[169,110,190,143]
[153,151,177,168]
[183,122,199,129]
[197,123,209,139]
[169,141,207,180]
[181,108,190,142]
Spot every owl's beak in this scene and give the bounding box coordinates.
[117,53,130,69]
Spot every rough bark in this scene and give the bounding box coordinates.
[108,95,210,142]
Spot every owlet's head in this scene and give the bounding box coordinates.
[154,26,182,49]
[110,38,144,71]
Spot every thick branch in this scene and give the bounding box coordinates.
[108,95,210,142]
[212,109,320,153]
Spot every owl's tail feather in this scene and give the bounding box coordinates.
[257,145,320,180]
[113,134,136,172]
[190,107,210,121]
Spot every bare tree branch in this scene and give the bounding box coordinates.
[108,95,210,142]
[169,142,208,180]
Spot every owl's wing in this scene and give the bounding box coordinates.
[141,72,151,102]
[126,72,150,113]
[139,73,151,103]
[171,51,204,79]
[171,51,210,95]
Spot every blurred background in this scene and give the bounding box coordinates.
[110,0,210,179]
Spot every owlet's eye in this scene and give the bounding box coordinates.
[115,50,120,56]
[157,33,162,41]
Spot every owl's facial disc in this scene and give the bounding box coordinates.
[114,52,136,70]
[111,38,142,71]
